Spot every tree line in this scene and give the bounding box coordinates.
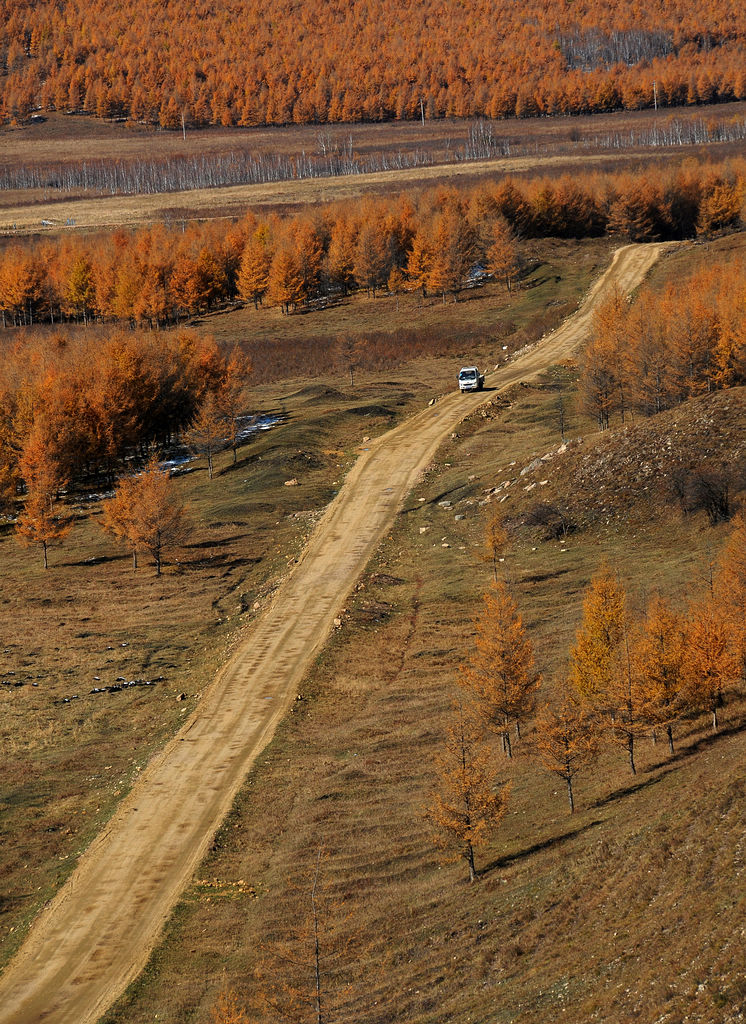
[1,157,744,329]
[4,0,746,127]
[428,515,746,881]
[581,254,746,430]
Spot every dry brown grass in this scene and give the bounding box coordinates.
[0,243,603,970]
[3,236,745,1024]
[4,102,746,234]
[99,373,746,1024]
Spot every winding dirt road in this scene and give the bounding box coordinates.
[0,242,671,1024]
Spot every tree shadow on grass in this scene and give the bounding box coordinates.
[646,715,746,774]
[589,767,677,810]
[481,818,602,877]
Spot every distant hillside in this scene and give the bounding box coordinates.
[2,0,746,127]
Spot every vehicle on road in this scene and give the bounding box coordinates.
[458,366,485,392]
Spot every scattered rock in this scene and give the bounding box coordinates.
[455,514,466,521]
[177,692,187,701]
[520,458,543,477]
[419,526,430,534]
[284,478,299,487]
[438,500,452,509]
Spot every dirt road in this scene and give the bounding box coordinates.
[0,242,671,1024]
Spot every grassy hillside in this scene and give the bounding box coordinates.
[0,242,605,968]
[100,357,745,1018]
[2,235,744,1023]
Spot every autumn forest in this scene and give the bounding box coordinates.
[4,0,746,127]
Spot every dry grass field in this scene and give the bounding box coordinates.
[99,356,746,1024]
[0,241,607,973]
[3,102,746,233]
[2,221,745,1024]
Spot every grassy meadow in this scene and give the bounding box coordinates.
[95,243,746,1022]
[0,229,744,1024]
[101,363,746,1024]
[0,239,606,968]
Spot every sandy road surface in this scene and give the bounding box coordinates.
[0,152,636,235]
[0,242,671,1024]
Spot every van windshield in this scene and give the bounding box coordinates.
[459,369,477,379]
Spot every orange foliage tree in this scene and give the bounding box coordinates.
[101,457,190,575]
[534,693,598,813]
[426,704,511,882]
[459,583,541,757]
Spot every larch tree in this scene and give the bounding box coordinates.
[460,583,541,757]
[326,217,357,296]
[103,456,190,576]
[534,693,598,813]
[427,207,475,303]
[267,246,305,314]
[210,988,251,1024]
[335,335,363,387]
[237,225,272,309]
[570,564,626,709]
[254,847,354,1024]
[405,228,431,300]
[216,349,253,464]
[634,595,686,753]
[352,220,388,297]
[590,286,630,422]
[485,216,517,292]
[426,704,511,883]
[100,472,141,568]
[605,622,657,775]
[714,512,746,681]
[15,432,71,569]
[387,265,405,312]
[184,391,226,479]
[682,600,739,731]
[484,510,508,583]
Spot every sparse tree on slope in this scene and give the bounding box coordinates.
[427,704,511,882]
[714,513,746,681]
[211,988,251,1024]
[102,456,189,575]
[484,511,508,584]
[570,564,626,709]
[15,431,71,569]
[634,595,686,754]
[215,349,253,464]
[184,392,226,479]
[534,692,598,812]
[255,847,353,1024]
[682,600,739,732]
[460,583,541,757]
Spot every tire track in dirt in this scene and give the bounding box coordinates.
[0,242,672,1024]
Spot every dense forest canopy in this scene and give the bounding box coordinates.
[2,0,746,126]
